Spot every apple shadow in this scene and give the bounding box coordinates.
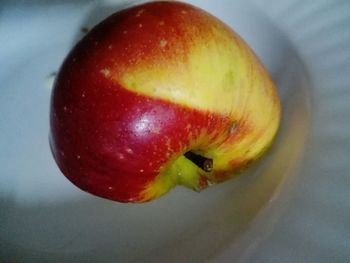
[0,1,312,263]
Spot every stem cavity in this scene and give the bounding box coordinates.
[184,151,213,172]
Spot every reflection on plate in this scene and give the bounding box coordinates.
[0,0,349,262]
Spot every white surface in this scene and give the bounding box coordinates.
[0,0,349,262]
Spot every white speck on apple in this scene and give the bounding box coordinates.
[63,106,68,111]
[81,92,86,98]
[181,10,187,14]
[108,186,113,190]
[138,23,143,28]
[150,126,161,134]
[118,153,125,160]
[123,30,128,34]
[159,21,165,26]
[165,137,173,152]
[140,169,144,173]
[125,148,134,154]
[100,68,111,78]
[108,45,113,49]
[159,39,167,48]
[135,9,144,17]
[76,155,81,159]
[60,151,65,156]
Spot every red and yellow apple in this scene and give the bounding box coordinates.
[50,1,280,202]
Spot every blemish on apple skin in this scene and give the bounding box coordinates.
[159,39,167,48]
[81,92,86,98]
[100,68,111,78]
[123,30,128,34]
[125,148,134,154]
[76,155,81,159]
[165,137,172,151]
[63,106,68,112]
[108,186,113,190]
[150,127,161,134]
[138,23,143,28]
[229,121,237,134]
[159,21,165,26]
[60,151,65,156]
[135,9,144,17]
[181,10,188,14]
[108,45,113,49]
[140,169,144,173]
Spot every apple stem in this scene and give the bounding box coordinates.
[184,151,213,172]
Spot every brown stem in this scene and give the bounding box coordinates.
[184,151,213,172]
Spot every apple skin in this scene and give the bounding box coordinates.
[50,1,280,202]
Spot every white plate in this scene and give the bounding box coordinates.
[0,0,349,262]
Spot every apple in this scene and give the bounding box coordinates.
[50,1,280,202]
